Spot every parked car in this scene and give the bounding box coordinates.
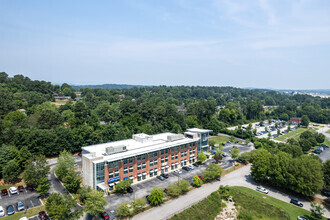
[157,175,165,181]
[313,149,322,154]
[222,153,228,157]
[17,201,24,211]
[18,185,24,193]
[161,173,169,178]
[174,169,182,174]
[322,189,330,196]
[38,211,49,220]
[182,166,190,171]
[193,163,200,167]
[1,189,8,196]
[188,164,194,170]
[145,195,150,203]
[0,206,4,217]
[290,199,303,207]
[256,186,269,194]
[19,217,28,220]
[297,216,309,220]
[198,176,204,180]
[9,186,17,195]
[26,184,34,191]
[78,152,82,157]
[7,205,15,215]
[127,187,133,193]
[101,211,110,220]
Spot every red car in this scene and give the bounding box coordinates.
[78,152,82,157]
[38,211,49,220]
[102,212,110,220]
[1,189,8,196]
[26,184,34,191]
[18,185,24,193]
[198,176,204,181]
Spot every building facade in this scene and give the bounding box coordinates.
[81,128,211,190]
[290,117,301,124]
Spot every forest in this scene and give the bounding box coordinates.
[0,72,329,166]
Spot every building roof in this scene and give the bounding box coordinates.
[83,132,199,163]
[186,128,212,133]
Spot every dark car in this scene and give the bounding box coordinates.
[145,194,150,203]
[313,149,322,154]
[161,173,169,178]
[182,166,190,171]
[290,199,303,207]
[1,189,8,196]
[39,211,49,220]
[102,211,110,220]
[193,163,200,167]
[7,205,15,215]
[18,185,24,193]
[127,187,133,193]
[157,175,165,181]
[26,184,34,191]
[322,189,330,197]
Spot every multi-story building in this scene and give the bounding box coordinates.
[81,128,211,191]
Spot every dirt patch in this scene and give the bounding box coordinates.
[214,200,238,220]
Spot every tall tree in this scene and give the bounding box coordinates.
[46,193,82,220]
[23,155,50,187]
[55,150,75,181]
[84,189,107,217]
[3,160,20,182]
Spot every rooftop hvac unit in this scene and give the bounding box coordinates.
[105,145,127,155]
[167,134,184,142]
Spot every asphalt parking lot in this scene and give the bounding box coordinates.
[0,188,42,215]
[316,146,330,162]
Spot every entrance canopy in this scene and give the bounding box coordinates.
[97,182,109,191]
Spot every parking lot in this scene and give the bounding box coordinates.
[0,187,42,216]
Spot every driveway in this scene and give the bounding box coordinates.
[133,165,330,220]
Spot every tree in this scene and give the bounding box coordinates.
[166,184,182,197]
[23,155,50,187]
[230,147,239,159]
[202,164,223,181]
[63,172,82,193]
[55,150,75,181]
[209,139,215,147]
[192,175,203,187]
[268,132,271,139]
[230,136,235,142]
[301,115,310,127]
[36,177,50,197]
[253,128,257,135]
[310,202,325,219]
[323,160,330,189]
[251,149,271,182]
[46,193,82,220]
[148,187,164,206]
[115,179,131,193]
[277,129,281,137]
[3,160,20,182]
[77,186,93,205]
[116,202,131,217]
[238,151,254,164]
[287,125,291,132]
[214,151,223,164]
[132,198,145,214]
[197,150,207,163]
[316,133,325,144]
[84,188,107,217]
[265,126,268,132]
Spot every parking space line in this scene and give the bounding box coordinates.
[30,200,34,208]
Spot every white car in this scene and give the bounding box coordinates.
[174,169,182,174]
[256,186,269,194]
[188,165,194,170]
[0,206,4,217]
[19,218,28,220]
[9,186,18,194]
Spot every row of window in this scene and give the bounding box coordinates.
[107,143,196,169]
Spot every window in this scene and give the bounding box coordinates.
[137,164,141,170]
[142,154,146,160]
[129,157,133,164]
[171,163,174,170]
[142,173,146,180]
[154,152,158,157]
[171,147,175,153]
[175,147,179,152]
[190,150,192,155]
[150,161,153,167]
[180,160,183,166]
[154,159,158,166]
[108,162,113,169]
[124,168,128,174]
[184,160,187,165]
[165,149,168,154]
[137,155,141,161]
[184,151,187,157]
[115,170,119,177]
[114,161,119,168]
[193,149,195,154]
[142,163,146,169]
[181,152,183,157]
[123,159,128,165]
[185,145,188,149]
[109,171,114,178]
[165,156,168,162]
[175,154,178,159]
[171,155,174,160]
[149,153,153,158]
[181,146,184,150]
[161,157,164,163]
[150,171,153,177]
[129,166,133,173]
[137,173,141,181]
[161,150,164,155]
[154,168,158,174]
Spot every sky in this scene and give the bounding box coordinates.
[0,0,330,89]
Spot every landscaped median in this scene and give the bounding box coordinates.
[170,186,322,220]
[2,204,45,220]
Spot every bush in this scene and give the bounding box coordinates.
[115,179,132,193]
[202,164,223,181]
[192,175,203,187]
[148,187,165,206]
[116,202,131,217]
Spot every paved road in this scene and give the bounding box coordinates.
[133,165,330,220]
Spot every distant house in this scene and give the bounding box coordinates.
[118,94,126,99]
[54,96,71,101]
[52,92,59,96]
[74,91,82,96]
[18,109,26,115]
[177,104,186,113]
[216,106,225,110]
[290,117,302,124]
[75,97,83,101]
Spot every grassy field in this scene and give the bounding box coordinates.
[327,130,330,134]
[230,186,317,220]
[210,135,240,145]
[170,191,225,220]
[274,128,307,141]
[2,205,45,220]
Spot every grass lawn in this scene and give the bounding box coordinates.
[274,128,307,141]
[210,135,240,145]
[327,130,330,134]
[230,186,318,220]
[2,205,45,220]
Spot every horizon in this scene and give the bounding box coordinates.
[1,1,330,89]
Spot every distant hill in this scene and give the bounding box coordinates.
[71,84,152,90]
